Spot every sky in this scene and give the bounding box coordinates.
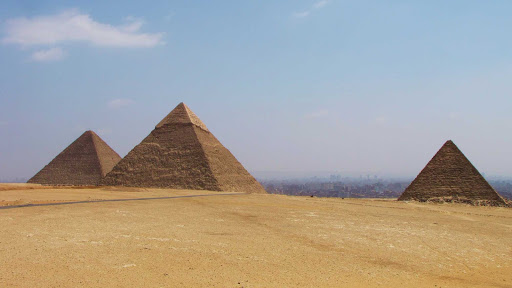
[1,0,512,180]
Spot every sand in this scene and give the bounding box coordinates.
[0,184,510,287]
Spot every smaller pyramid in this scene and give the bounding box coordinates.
[28,130,121,186]
[399,140,507,206]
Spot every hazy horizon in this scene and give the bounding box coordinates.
[1,1,512,180]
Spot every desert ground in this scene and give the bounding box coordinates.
[0,184,510,287]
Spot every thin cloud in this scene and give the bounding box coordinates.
[449,112,461,120]
[0,121,7,126]
[121,17,144,33]
[2,9,164,48]
[293,11,311,18]
[164,12,175,23]
[30,47,66,62]
[313,0,329,9]
[293,0,330,18]
[108,98,135,109]
[375,116,389,126]
[306,109,329,119]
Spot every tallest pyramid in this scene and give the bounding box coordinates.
[102,103,266,193]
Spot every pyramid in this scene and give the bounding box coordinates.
[101,103,266,193]
[398,140,507,206]
[28,130,121,186]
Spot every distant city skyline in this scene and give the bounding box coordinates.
[1,1,512,180]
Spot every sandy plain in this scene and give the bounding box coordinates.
[0,184,511,287]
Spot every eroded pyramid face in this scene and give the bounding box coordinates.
[28,130,121,186]
[399,140,507,206]
[102,103,266,193]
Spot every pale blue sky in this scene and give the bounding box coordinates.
[1,1,512,180]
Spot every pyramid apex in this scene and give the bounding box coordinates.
[82,130,103,141]
[156,102,209,131]
[440,140,459,151]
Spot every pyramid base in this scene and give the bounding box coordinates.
[400,196,509,207]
